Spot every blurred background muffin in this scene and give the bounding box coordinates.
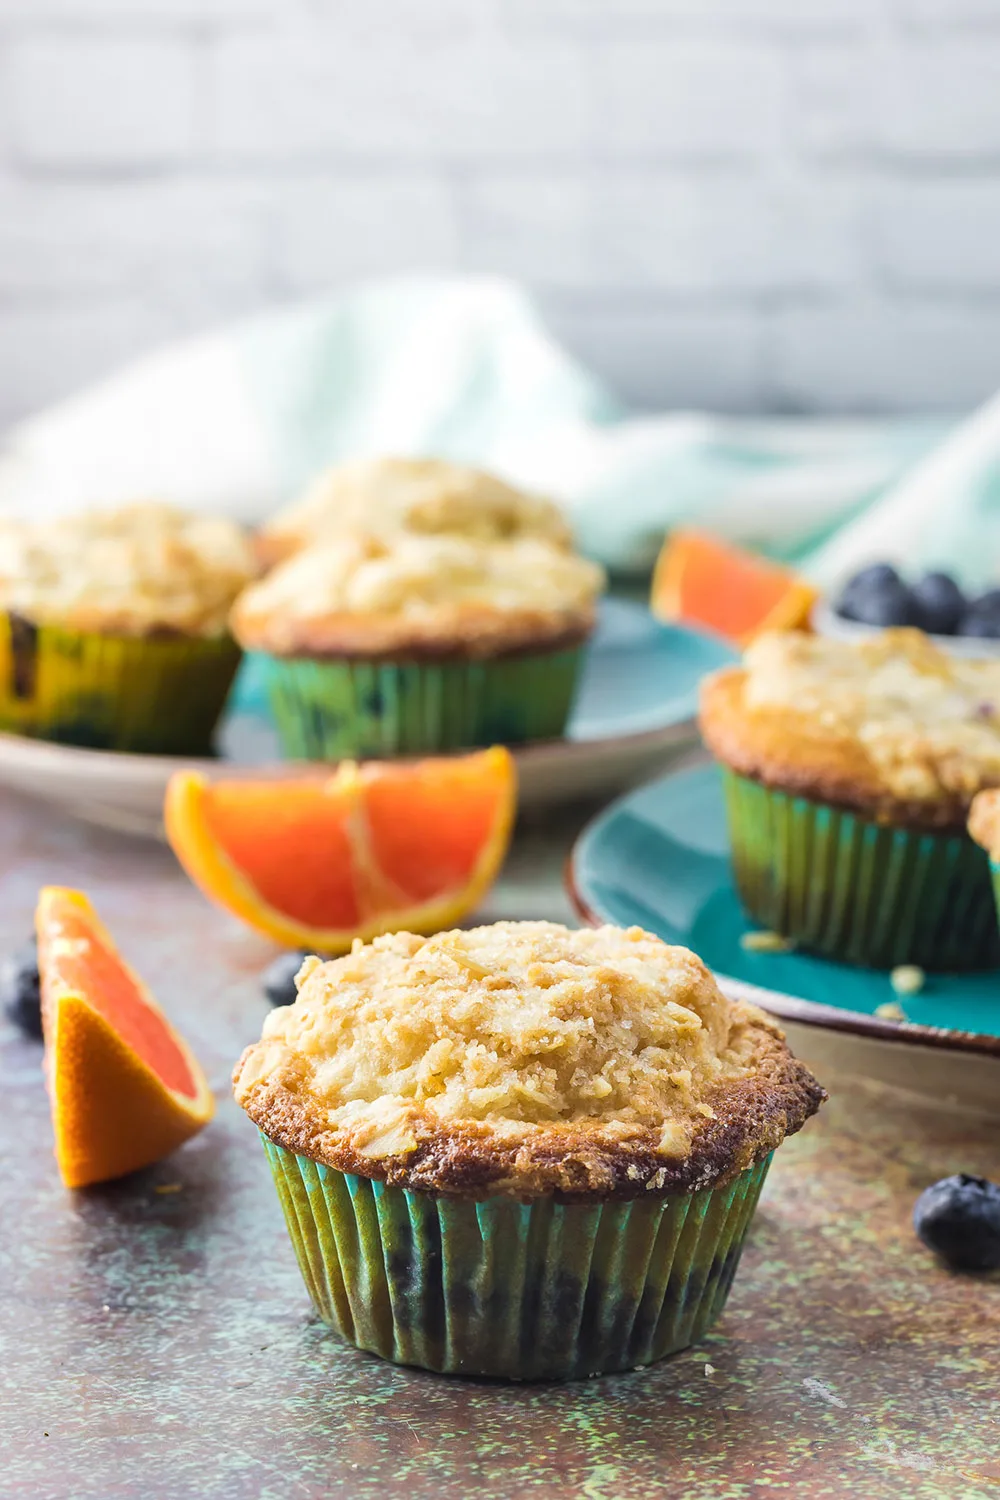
[255,457,573,570]
[231,529,605,759]
[0,502,256,754]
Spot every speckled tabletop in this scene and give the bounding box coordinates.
[1,789,998,1500]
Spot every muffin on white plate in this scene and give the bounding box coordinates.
[234,920,824,1380]
[230,529,605,759]
[0,502,256,753]
[255,456,573,569]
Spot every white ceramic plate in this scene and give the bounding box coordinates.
[0,601,735,839]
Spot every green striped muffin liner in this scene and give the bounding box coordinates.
[723,768,1000,971]
[261,647,584,760]
[0,612,242,754]
[260,1133,772,1381]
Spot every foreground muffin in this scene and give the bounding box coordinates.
[256,456,572,569]
[231,531,604,758]
[0,502,256,753]
[234,921,824,1380]
[700,628,1000,969]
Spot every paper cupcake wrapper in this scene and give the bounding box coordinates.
[0,613,242,754]
[723,769,1000,971]
[261,647,584,760]
[261,1134,771,1381]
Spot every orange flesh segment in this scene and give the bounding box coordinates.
[43,901,197,1100]
[200,780,360,930]
[652,528,816,644]
[362,759,507,904]
[164,748,516,949]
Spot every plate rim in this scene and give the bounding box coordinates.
[566,761,1000,1060]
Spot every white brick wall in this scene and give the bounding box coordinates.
[0,0,1000,425]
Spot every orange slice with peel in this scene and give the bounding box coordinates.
[36,887,214,1188]
[164,746,517,951]
[651,528,817,645]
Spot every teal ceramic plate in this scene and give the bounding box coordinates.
[0,602,735,836]
[569,762,1000,1056]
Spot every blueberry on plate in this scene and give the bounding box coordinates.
[836,563,916,628]
[913,1174,1000,1271]
[910,571,966,636]
[261,949,313,1008]
[1,936,42,1040]
[960,588,1000,640]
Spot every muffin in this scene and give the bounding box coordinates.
[700,627,1000,969]
[256,457,573,569]
[234,920,824,1380]
[0,502,256,754]
[231,531,605,759]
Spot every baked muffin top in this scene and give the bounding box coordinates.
[0,502,257,637]
[230,532,605,659]
[233,921,823,1200]
[256,457,572,567]
[700,628,1000,828]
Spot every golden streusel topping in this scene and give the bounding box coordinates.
[234,922,776,1162]
[745,628,1000,805]
[259,456,572,561]
[0,502,257,637]
[230,531,604,657]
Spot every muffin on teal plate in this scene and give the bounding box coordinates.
[700,627,1000,970]
[230,531,605,759]
[233,920,824,1381]
[0,502,256,754]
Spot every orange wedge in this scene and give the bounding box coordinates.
[651,528,817,645]
[164,746,517,951]
[36,887,214,1189]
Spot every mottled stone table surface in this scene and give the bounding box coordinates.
[1,788,998,1500]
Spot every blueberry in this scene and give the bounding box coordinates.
[261,949,313,1008]
[843,562,901,592]
[910,572,966,636]
[1,936,42,1040]
[913,1174,1000,1271]
[836,568,916,628]
[960,589,1000,640]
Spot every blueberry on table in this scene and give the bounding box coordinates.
[836,564,916,628]
[1,936,42,1040]
[261,949,313,1008]
[960,589,1000,639]
[913,1174,1000,1271]
[910,572,966,636]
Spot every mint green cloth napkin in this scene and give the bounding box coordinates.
[0,275,956,581]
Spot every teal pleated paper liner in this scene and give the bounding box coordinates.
[262,647,584,759]
[261,1134,771,1381]
[723,769,1000,971]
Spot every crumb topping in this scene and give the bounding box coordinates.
[234,922,822,1197]
[743,628,1000,806]
[0,502,257,637]
[257,456,572,563]
[230,532,604,658]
